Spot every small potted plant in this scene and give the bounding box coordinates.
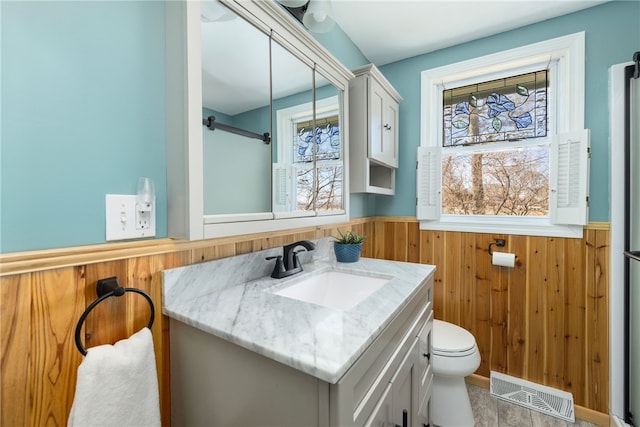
[333,230,365,263]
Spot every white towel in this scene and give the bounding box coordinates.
[68,327,161,427]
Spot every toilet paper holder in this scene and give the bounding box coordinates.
[487,239,506,255]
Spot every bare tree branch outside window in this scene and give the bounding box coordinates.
[442,147,549,216]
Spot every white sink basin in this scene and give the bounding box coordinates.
[273,270,391,311]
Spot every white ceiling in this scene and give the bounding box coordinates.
[330,0,609,66]
[202,0,609,115]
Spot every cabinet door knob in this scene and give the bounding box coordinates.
[384,124,392,130]
[423,352,431,360]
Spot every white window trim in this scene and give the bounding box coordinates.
[418,32,588,238]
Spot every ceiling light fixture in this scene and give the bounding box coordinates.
[277,0,336,34]
[302,0,335,33]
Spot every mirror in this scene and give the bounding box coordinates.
[200,5,271,216]
[313,74,343,213]
[271,40,314,215]
[272,41,343,216]
[198,0,345,224]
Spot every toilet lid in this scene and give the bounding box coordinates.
[432,320,477,355]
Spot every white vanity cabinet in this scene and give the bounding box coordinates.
[168,266,433,427]
[337,283,431,427]
[349,64,402,195]
[361,337,419,427]
[417,317,434,425]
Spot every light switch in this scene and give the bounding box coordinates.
[106,194,155,241]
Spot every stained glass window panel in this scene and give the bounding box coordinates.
[443,70,548,147]
[294,115,341,163]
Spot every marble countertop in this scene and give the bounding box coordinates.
[162,240,435,384]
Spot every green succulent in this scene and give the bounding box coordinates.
[334,230,365,244]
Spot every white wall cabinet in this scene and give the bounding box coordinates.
[369,77,400,168]
[170,275,433,427]
[349,64,402,195]
[165,0,353,241]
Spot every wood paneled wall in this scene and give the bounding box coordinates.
[0,223,367,427]
[368,218,610,414]
[0,217,608,426]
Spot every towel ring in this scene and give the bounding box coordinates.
[75,277,155,356]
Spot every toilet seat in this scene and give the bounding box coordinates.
[432,319,477,357]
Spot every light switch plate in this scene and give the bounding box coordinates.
[105,194,156,241]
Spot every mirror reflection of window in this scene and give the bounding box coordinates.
[271,39,314,215]
[314,77,343,213]
[293,112,342,211]
[274,91,342,214]
[198,0,345,221]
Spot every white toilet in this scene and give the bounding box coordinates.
[431,319,481,427]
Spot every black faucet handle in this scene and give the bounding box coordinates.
[266,255,286,278]
[291,250,307,269]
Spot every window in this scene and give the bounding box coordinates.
[442,70,550,217]
[292,113,342,211]
[274,96,343,215]
[417,32,589,238]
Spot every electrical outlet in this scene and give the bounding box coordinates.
[106,194,155,241]
[136,201,153,230]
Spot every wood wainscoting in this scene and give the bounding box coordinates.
[368,218,610,418]
[0,217,609,426]
[0,221,371,427]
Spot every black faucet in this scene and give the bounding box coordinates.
[266,240,316,279]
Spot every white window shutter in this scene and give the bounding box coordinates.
[272,164,292,212]
[551,129,590,225]
[416,146,441,220]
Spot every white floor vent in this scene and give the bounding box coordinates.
[490,371,575,423]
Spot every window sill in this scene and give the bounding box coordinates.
[418,217,584,238]
[203,212,349,239]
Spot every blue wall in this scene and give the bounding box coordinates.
[373,1,640,220]
[2,1,635,253]
[1,1,166,252]
[313,25,370,70]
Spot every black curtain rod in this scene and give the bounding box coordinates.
[202,116,270,144]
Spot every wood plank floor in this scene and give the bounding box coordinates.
[467,384,599,427]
